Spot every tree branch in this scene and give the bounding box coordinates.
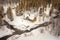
[0,20,52,40]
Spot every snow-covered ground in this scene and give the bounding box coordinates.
[0,4,60,40]
[3,4,51,30]
[7,27,60,40]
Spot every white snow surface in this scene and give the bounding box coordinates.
[0,4,60,40]
[7,28,60,40]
